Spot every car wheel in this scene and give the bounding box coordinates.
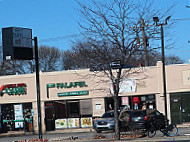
[96,130,102,133]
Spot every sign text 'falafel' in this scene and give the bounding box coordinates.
[46,81,88,98]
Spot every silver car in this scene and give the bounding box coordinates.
[93,110,115,133]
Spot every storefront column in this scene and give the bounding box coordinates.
[167,93,171,122]
[155,93,165,114]
[92,98,105,117]
[32,101,38,133]
[32,101,46,134]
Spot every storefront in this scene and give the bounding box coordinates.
[44,99,92,131]
[0,61,190,133]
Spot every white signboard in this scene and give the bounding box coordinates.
[13,27,32,48]
[95,103,101,110]
[14,104,24,128]
[110,78,136,94]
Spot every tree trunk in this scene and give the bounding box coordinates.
[114,92,120,140]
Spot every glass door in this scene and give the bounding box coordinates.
[170,93,181,124]
[170,92,190,124]
[181,93,190,123]
[45,102,55,131]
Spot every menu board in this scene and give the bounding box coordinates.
[81,117,92,128]
[68,118,80,128]
[55,119,68,129]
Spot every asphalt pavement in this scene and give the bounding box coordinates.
[1,126,190,142]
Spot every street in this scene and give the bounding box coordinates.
[1,127,190,142]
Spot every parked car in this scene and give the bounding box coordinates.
[127,109,166,133]
[94,109,166,133]
[93,110,116,133]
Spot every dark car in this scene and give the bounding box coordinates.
[118,109,166,133]
[128,109,166,132]
[93,110,118,133]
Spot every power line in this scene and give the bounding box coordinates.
[39,34,81,43]
[171,18,190,21]
[166,50,190,53]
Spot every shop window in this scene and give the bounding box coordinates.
[105,97,114,111]
[54,101,66,119]
[2,104,14,131]
[67,101,79,118]
[131,95,156,110]
[1,103,32,132]
[23,103,33,132]
[80,99,92,117]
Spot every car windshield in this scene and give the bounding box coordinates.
[131,110,146,116]
[101,111,114,118]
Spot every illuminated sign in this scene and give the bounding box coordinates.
[0,83,27,96]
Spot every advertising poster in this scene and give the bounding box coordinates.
[81,117,92,128]
[14,104,24,128]
[110,78,136,94]
[55,119,68,129]
[68,118,80,128]
[121,97,129,105]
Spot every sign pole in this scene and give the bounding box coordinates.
[34,37,42,139]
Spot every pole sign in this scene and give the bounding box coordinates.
[2,27,33,60]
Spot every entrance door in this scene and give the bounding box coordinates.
[170,93,181,124]
[170,92,190,124]
[181,94,190,122]
[45,102,55,131]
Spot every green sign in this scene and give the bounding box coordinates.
[56,81,87,89]
[46,83,55,88]
[57,91,89,97]
[46,81,88,98]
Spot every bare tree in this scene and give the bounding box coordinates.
[75,0,175,140]
[62,49,90,70]
[38,46,61,72]
[165,55,184,65]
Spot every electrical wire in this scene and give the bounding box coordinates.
[39,34,81,43]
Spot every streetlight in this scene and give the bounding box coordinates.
[153,16,171,126]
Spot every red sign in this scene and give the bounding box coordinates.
[0,83,27,96]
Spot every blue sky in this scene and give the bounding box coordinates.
[0,0,190,63]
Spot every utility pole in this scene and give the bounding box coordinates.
[153,16,171,127]
[141,18,148,66]
[34,37,43,139]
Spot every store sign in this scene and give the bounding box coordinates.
[0,83,27,96]
[47,81,87,89]
[46,81,88,98]
[57,91,89,97]
[56,81,88,89]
